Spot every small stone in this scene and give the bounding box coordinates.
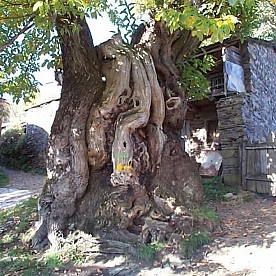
[108,267,125,275]
[167,254,183,269]
[163,263,171,269]
[224,193,234,199]
[183,259,192,268]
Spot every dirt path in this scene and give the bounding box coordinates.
[188,195,276,276]
[0,166,45,209]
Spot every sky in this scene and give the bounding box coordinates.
[35,14,117,87]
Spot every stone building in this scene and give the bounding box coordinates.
[182,38,276,188]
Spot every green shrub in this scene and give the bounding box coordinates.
[0,169,9,187]
[191,205,220,223]
[202,177,240,201]
[138,242,164,261]
[180,231,211,257]
[0,126,27,169]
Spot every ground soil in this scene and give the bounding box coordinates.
[1,167,276,275]
[0,166,44,209]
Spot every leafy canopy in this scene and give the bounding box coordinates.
[0,0,107,102]
[251,0,276,40]
[178,52,216,100]
[0,0,257,102]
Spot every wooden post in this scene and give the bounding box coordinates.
[240,141,247,190]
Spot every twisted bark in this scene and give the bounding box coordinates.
[32,16,207,250]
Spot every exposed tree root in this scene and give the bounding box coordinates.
[65,231,138,256]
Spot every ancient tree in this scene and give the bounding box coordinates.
[0,0,256,249]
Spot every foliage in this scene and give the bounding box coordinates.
[108,0,140,43]
[180,231,211,257]
[0,127,26,168]
[0,1,55,102]
[0,126,27,169]
[178,52,215,99]
[202,177,240,201]
[0,169,9,188]
[0,197,63,275]
[251,0,276,40]
[191,205,220,223]
[0,126,46,173]
[137,242,164,260]
[0,0,260,102]
[154,0,257,42]
[0,0,108,102]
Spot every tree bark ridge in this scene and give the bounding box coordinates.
[32,16,208,250]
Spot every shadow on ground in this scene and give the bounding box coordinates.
[50,194,276,276]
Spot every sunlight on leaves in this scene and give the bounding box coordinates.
[33,1,44,12]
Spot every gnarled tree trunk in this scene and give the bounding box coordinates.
[32,15,207,250]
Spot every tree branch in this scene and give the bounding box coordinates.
[56,14,101,79]
[0,17,34,52]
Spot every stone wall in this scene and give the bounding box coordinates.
[25,124,49,169]
[242,40,276,142]
[185,39,276,186]
[216,95,245,185]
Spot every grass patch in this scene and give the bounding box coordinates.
[180,231,211,257]
[0,198,97,275]
[202,177,240,201]
[0,198,50,276]
[44,251,63,269]
[0,169,9,187]
[1,233,15,244]
[242,193,256,203]
[138,242,164,261]
[191,205,220,223]
[0,197,38,238]
[0,249,55,276]
[19,164,47,176]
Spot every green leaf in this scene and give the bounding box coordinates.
[191,30,197,37]
[179,13,187,24]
